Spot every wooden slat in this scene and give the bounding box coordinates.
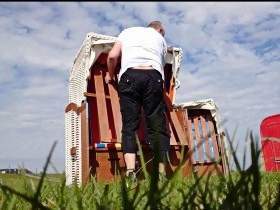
[207,116,219,160]
[169,110,188,145]
[177,108,191,146]
[84,92,110,99]
[81,102,89,185]
[200,115,211,162]
[181,109,190,143]
[193,116,204,163]
[169,122,177,145]
[168,75,175,103]
[187,117,195,164]
[94,70,112,141]
[219,133,229,174]
[108,82,122,142]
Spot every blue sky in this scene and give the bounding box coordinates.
[0,2,279,172]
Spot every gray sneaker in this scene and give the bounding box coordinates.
[159,172,168,183]
[125,171,137,189]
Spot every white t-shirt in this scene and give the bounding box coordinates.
[117,27,167,81]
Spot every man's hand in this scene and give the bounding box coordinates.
[107,41,121,84]
[105,72,113,84]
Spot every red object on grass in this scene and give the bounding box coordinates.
[260,114,280,172]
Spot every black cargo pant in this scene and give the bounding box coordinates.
[118,68,170,162]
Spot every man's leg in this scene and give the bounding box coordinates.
[142,70,170,175]
[118,71,141,175]
[124,153,136,175]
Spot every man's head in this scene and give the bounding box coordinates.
[147,21,165,37]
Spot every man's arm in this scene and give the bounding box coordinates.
[105,41,122,84]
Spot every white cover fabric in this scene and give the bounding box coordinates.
[117,27,167,81]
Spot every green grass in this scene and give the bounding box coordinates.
[0,132,280,210]
[0,172,279,209]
